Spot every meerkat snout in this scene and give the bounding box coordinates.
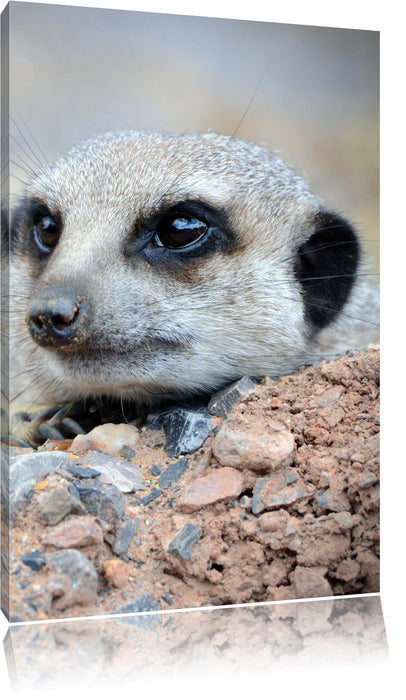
[26,282,88,349]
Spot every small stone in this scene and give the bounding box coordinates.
[252,469,313,515]
[167,522,201,559]
[213,418,295,472]
[239,495,252,511]
[104,559,129,588]
[315,475,350,512]
[76,451,144,493]
[358,472,378,488]
[140,488,162,505]
[64,464,101,479]
[290,566,333,598]
[161,593,173,605]
[67,483,81,501]
[334,558,361,582]
[258,511,288,532]
[158,457,189,489]
[312,386,344,407]
[46,549,98,609]
[21,550,47,572]
[332,511,354,531]
[69,423,140,457]
[176,468,244,513]
[120,445,136,461]
[112,518,140,555]
[207,376,257,417]
[39,487,86,526]
[10,451,71,521]
[73,481,126,525]
[42,516,103,548]
[162,409,213,458]
[151,464,162,476]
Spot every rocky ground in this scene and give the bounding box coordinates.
[3,346,379,622]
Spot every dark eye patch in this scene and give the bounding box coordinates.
[11,197,63,260]
[125,199,239,264]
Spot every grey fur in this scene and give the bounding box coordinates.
[7,131,379,439]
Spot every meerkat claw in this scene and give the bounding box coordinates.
[6,403,88,447]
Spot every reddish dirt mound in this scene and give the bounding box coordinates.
[6,346,379,622]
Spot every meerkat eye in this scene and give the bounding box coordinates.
[33,214,60,253]
[155,215,208,249]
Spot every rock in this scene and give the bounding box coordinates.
[73,481,126,525]
[146,410,169,430]
[162,409,213,457]
[167,522,201,559]
[239,495,252,511]
[176,468,244,513]
[140,488,162,505]
[213,418,295,472]
[358,472,378,488]
[42,516,103,548]
[207,376,257,417]
[64,465,101,479]
[258,511,288,532]
[103,559,129,588]
[112,518,141,555]
[21,551,47,572]
[69,423,140,457]
[252,469,314,515]
[334,558,361,582]
[315,475,350,512]
[290,566,333,598]
[120,445,136,461]
[46,549,98,609]
[9,451,71,521]
[39,487,86,525]
[312,386,344,407]
[332,511,354,531]
[75,451,144,493]
[158,457,189,489]
[161,593,173,605]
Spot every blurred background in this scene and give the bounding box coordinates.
[7,2,379,268]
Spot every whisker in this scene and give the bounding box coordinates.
[10,134,43,172]
[11,111,47,167]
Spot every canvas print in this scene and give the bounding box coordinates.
[1,2,379,623]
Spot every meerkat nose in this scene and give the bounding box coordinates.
[26,284,88,349]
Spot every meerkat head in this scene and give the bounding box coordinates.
[9,130,360,406]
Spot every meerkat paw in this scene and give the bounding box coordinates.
[4,403,87,447]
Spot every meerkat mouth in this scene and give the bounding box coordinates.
[42,334,192,377]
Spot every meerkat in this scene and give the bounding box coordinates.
[2,130,379,445]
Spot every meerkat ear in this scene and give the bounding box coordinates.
[294,210,360,334]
